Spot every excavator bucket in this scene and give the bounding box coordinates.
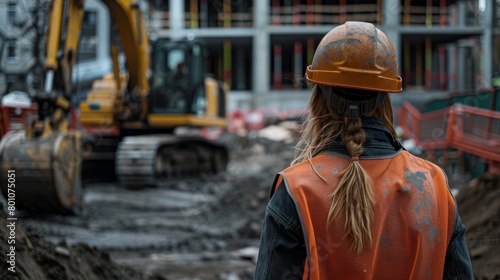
[0,130,82,214]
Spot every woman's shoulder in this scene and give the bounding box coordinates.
[401,150,448,178]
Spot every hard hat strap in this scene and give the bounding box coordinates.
[318,85,386,120]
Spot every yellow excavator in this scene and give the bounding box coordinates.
[0,0,228,214]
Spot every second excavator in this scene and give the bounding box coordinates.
[0,0,228,213]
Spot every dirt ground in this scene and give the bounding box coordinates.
[457,172,500,280]
[0,128,499,279]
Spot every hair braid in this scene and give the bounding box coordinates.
[326,114,376,254]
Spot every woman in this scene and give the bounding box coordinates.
[254,21,473,280]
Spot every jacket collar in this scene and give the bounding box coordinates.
[319,117,403,156]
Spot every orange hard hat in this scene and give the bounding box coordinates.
[305,21,402,93]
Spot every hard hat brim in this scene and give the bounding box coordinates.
[305,65,403,93]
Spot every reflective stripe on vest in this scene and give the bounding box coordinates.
[274,151,456,280]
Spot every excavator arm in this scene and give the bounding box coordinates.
[23,0,86,138]
[97,0,150,121]
[45,0,85,98]
[78,0,150,127]
[44,0,150,124]
[101,0,149,95]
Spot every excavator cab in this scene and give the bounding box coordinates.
[149,39,207,116]
[145,38,227,129]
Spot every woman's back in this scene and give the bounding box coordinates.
[277,150,456,279]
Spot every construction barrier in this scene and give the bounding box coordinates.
[399,101,449,152]
[446,105,500,172]
[399,90,500,175]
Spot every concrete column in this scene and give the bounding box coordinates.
[457,40,467,90]
[252,0,270,95]
[432,48,438,89]
[458,0,466,27]
[383,0,400,26]
[382,0,401,76]
[482,0,493,88]
[235,47,247,90]
[447,44,456,90]
[169,0,184,39]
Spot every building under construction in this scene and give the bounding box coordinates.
[146,0,498,111]
[0,0,497,110]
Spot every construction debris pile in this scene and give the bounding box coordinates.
[0,120,498,279]
[456,172,500,279]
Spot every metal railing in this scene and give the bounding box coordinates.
[401,5,449,26]
[269,4,381,26]
[148,11,253,30]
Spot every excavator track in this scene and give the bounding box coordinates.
[116,135,228,188]
[0,130,83,214]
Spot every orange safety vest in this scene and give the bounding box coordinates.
[273,150,457,280]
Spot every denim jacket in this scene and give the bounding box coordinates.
[254,117,473,280]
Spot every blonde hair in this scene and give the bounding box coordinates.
[293,85,396,254]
